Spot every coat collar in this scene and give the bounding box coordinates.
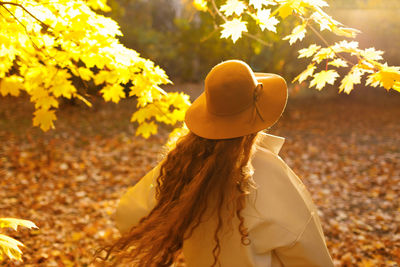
[257,132,285,155]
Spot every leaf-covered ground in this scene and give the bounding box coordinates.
[0,90,399,266]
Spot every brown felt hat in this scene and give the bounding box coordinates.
[185,60,288,139]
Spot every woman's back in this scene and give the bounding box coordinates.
[115,133,333,266]
[181,133,333,267]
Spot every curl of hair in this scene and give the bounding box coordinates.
[98,131,261,266]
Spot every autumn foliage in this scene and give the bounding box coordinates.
[0,0,190,136]
[195,0,400,94]
[1,0,399,264]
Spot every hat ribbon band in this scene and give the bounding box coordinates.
[254,83,265,122]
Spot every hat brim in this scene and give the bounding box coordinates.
[185,73,288,139]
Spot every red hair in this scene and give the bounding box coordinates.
[98,131,261,266]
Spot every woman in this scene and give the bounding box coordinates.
[104,60,334,266]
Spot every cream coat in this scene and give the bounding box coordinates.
[116,133,334,267]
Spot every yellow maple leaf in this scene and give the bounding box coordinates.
[193,0,208,11]
[275,0,297,19]
[76,67,93,81]
[0,76,23,97]
[0,218,38,231]
[379,69,400,90]
[298,44,321,58]
[360,47,384,61]
[331,26,360,38]
[284,23,307,45]
[293,63,316,83]
[310,70,339,90]
[256,9,280,32]
[339,74,354,94]
[312,47,335,63]
[332,40,359,53]
[220,0,247,16]
[0,233,24,261]
[339,69,362,94]
[101,84,126,103]
[366,65,400,91]
[51,81,76,99]
[33,108,56,132]
[165,92,191,110]
[136,121,158,139]
[328,58,348,68]
[366,72,381,87]
[310,10,339,32]
[130,104,159,124]
[166,125,189,149]
[30,89,59,110]
[220,18,248,43]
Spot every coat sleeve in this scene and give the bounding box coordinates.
[273,211,334,267]
[115,164,160,234]
[250,148,334,267]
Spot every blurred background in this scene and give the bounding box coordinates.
[1,0,399,266]
[110,0,400,85]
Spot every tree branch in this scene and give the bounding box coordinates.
[1,4,41,51]
[0,1,51,30]
[306,22,355,67]
[211,0,226,22]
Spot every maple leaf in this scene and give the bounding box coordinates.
[220,18,248,43]
[332,26,360,38]
[51,81,76,99]
[312,47,335,63]
[284,23,307,45]
[135,121,158,139]
[310,70,339,90]
[366,64,400,90]
[293,63,316,83]
[76,67,93,81]
[30,89,59,110]
[131,104,159,124]
[193,0,208,12]
[328,58,348,68]
[275,0,298,18]
[366,72,381,87]
[333,40,359,53]
[310,11,339,32]
[360,48,384,61]
[0,76,23,97]
[0,218,38,231]
[249,0,276,10]
[339,68,363,94]
[378,67,400,90]
[101,84,126,103]
[33,108,57,132]
[220,0,247,16]
[298,44,321,58]
[0,234,24,261]
[256,9,280,32]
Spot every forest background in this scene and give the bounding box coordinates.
[115,0,400,85]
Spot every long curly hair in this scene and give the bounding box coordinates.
[99,130,261,266]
